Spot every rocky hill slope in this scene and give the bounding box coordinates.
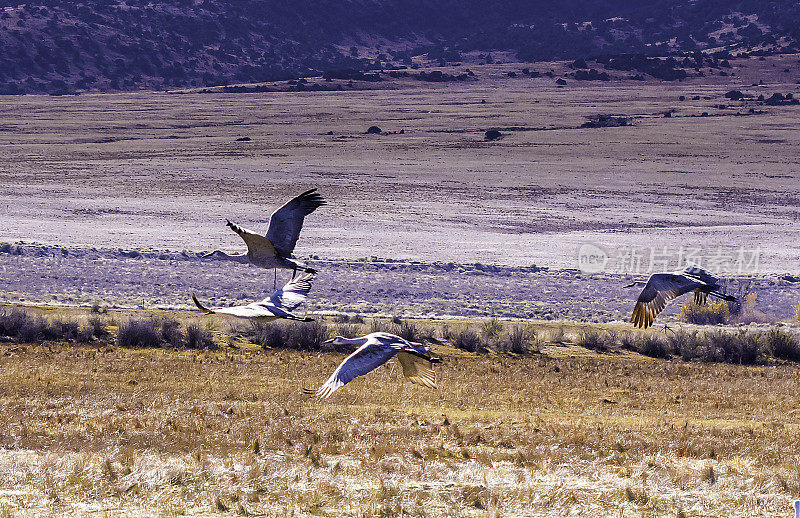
[0,0,798,93]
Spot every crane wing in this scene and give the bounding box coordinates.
[192,294,277,319]
[263,272,315,311]
[265,188,325,257]
[395,351,437,389]
[226,220,277,263]
[682,265,720,286]
[307,343,397,398]
[631,273,702,328]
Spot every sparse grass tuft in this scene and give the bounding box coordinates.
[481,318,503,340]
[497,325,537,354]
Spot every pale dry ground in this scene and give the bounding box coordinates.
[2,244,800,322]
[1,55,799,271]
[0,310,799,517]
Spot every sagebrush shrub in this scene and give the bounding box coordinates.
[679,299,729,325]
[453,328,486,353]
[185,324,215,349]
[117,319,161,348]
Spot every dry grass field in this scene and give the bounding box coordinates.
[0,307,799,516]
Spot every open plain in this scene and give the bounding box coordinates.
[1,55,800,517]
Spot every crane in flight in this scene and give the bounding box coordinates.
[303,332,440,398]
[204,188,325,286]
[624,265,737,329]
[192,272,316,322]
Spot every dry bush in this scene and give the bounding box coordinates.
[577,329,616,352]
[332,313,366,325]
[619,331,638,351]
[185,324,215,349]
[497,325,537,354]
[246,320,328,350]
[452,328,486,353]
[634,329,768,365]
[158,316,184,347]
[117,319,161,348]
[481,318,503,340]
[729,291,770,324]
[397,320,419,341]
[679,299,729,325]
[633,334,672,359]
[370,318,394,333]
[702,330,765,365]
[668,330,702,361]
[581,114,631,128]
[764,329,800,362]
[251,321,287,349]
[87,315,109,338]
[0,308,105,344]
[294,320,328,350]
[90,301,107,314]
[335,322,363,338]
[0,308,31,338]
[547,326,567,344]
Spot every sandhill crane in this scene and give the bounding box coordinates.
[624,265,737,329]
[204,188,325,280]
[191,272,316,322]
[303,332,440,398]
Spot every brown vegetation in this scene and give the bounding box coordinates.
[0,311,798,515]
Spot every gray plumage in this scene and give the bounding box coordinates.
[627,265,736,329]
[304,332,440,398]
[204,188,325,274]
[192,272,315,322]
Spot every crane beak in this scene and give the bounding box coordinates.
[323,338,335,345]
[622,282,638,288]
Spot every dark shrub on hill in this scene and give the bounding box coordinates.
[574,69,610,81]
[485,129,502,140]
[724,90,745,100]
[581,114,631,128]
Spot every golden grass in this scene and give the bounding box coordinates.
[0,311,799,515]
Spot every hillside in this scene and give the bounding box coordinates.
[0,0,799,93]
